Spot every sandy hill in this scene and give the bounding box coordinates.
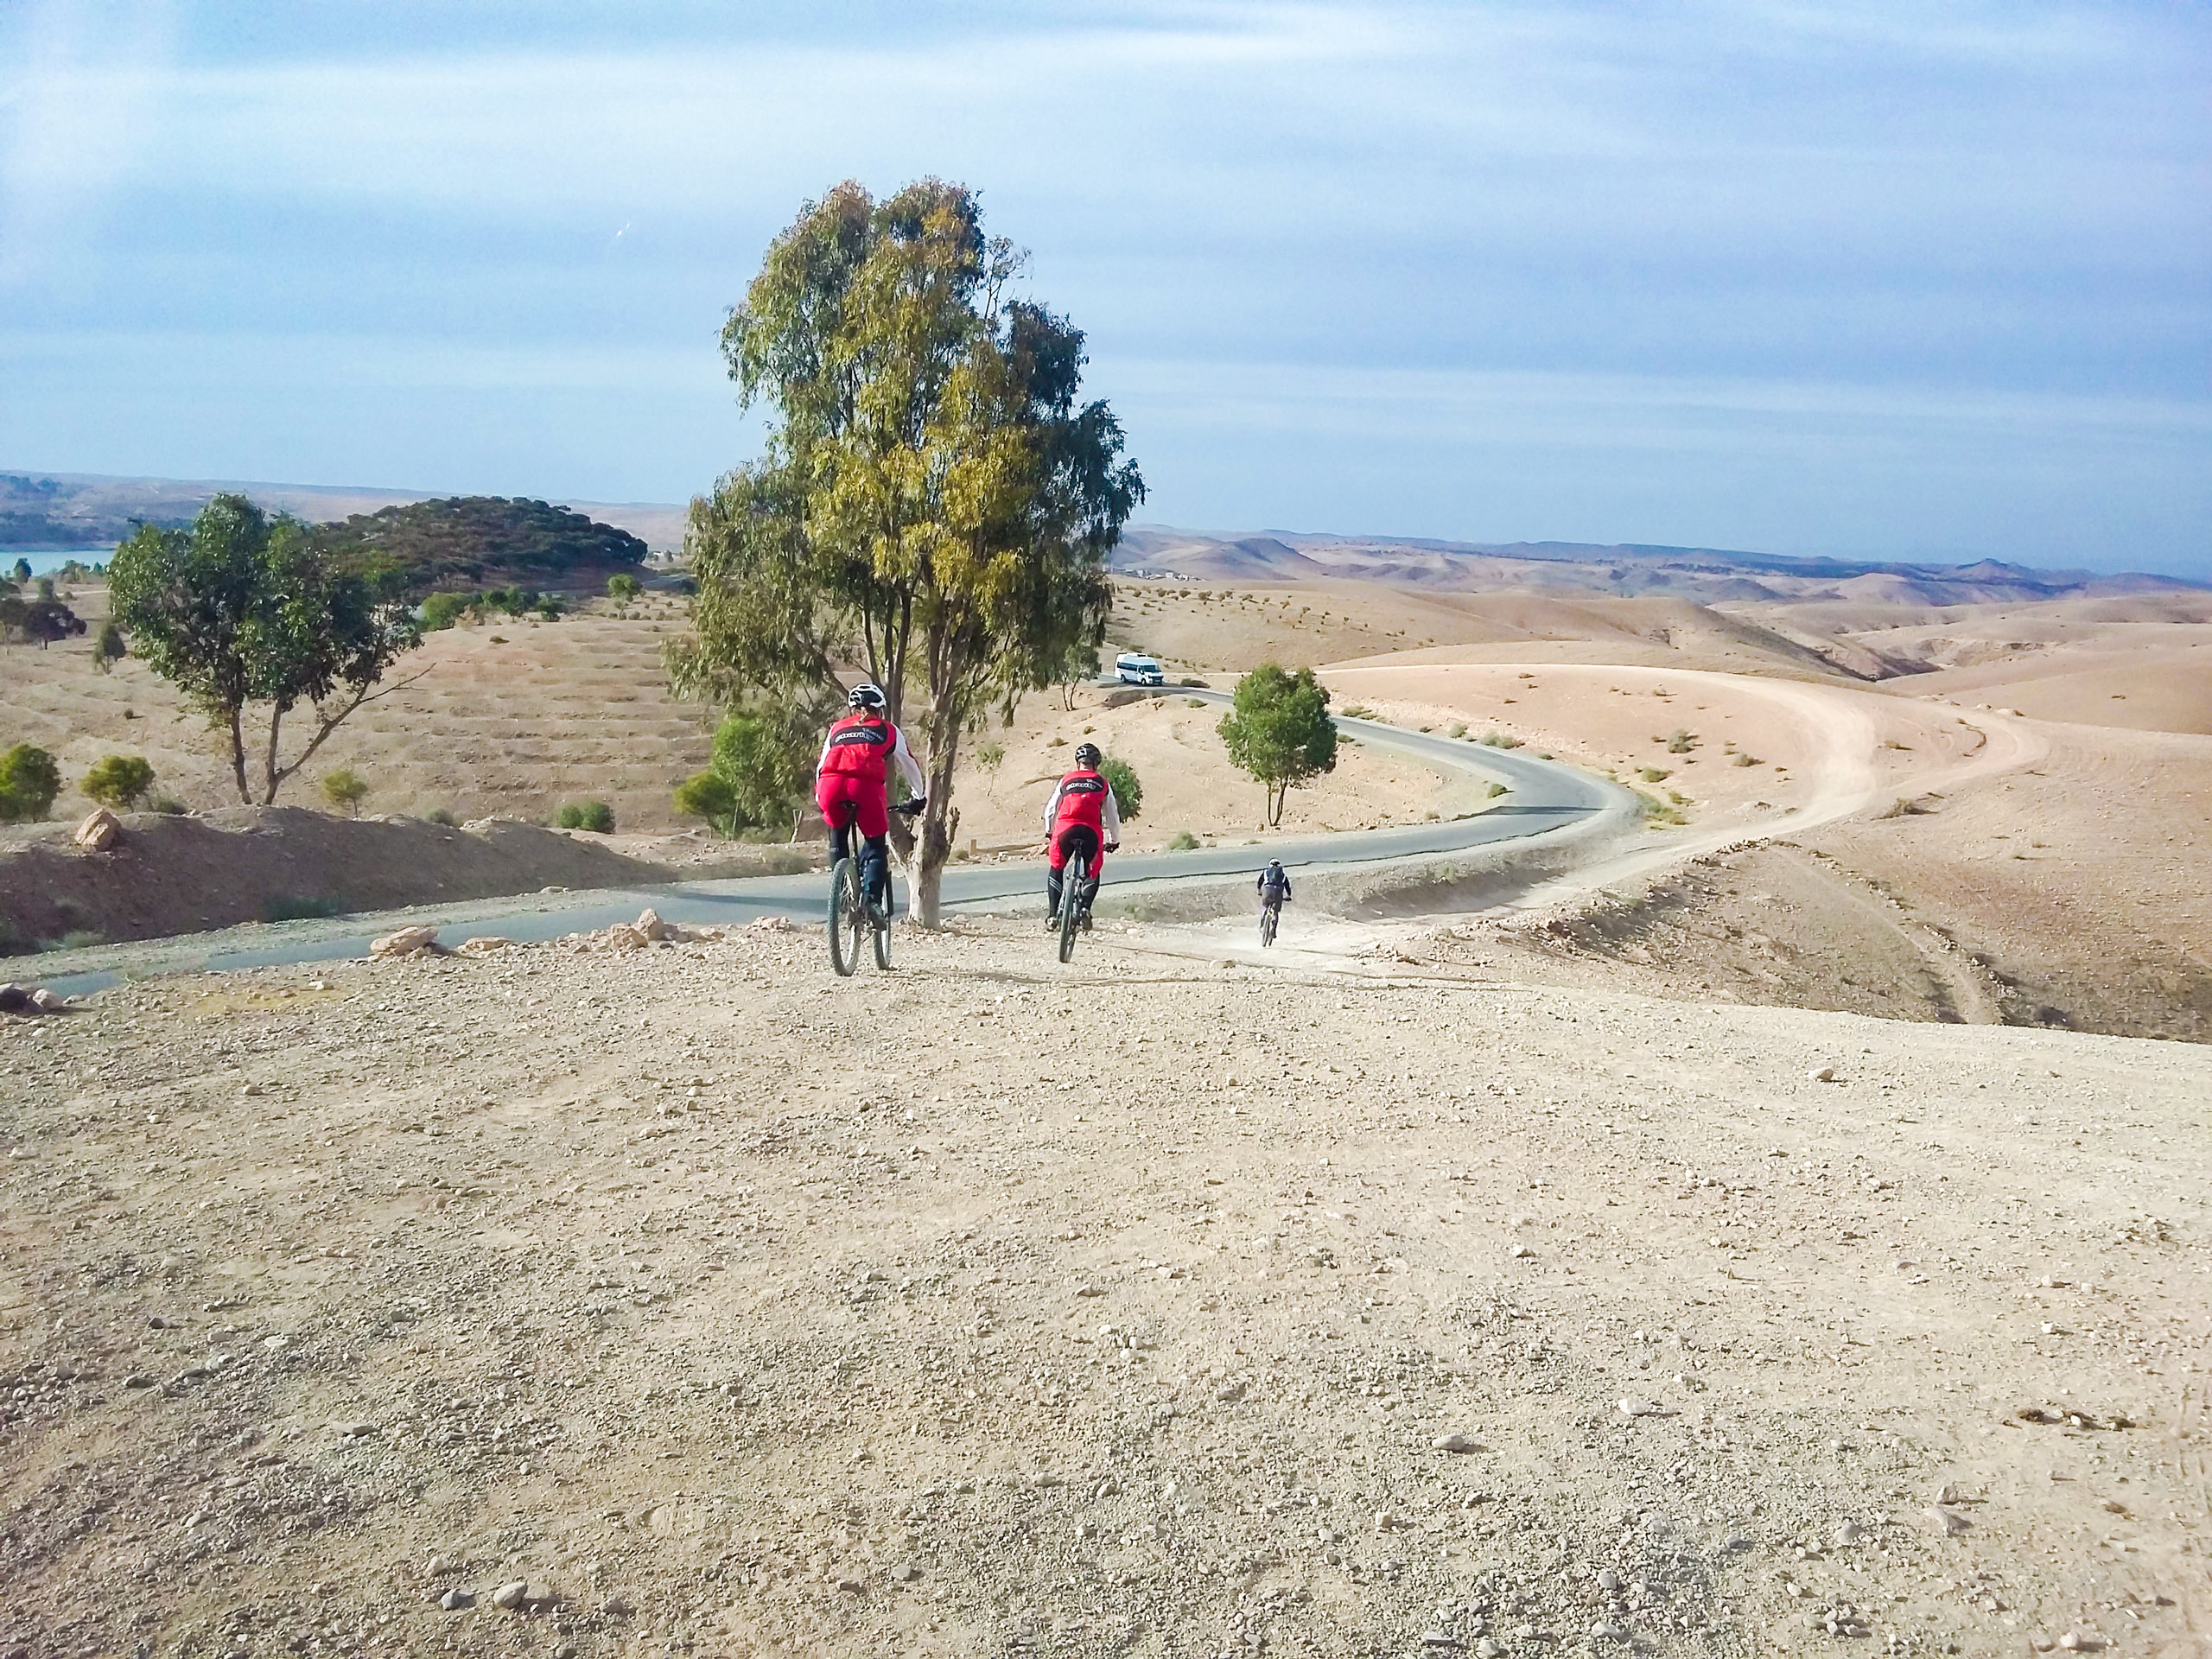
[1115,526,2205,610]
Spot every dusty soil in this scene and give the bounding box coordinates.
[2,926,2207,1658]
[950,683,1483,855]
[0,810,810,952]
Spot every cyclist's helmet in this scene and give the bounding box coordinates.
[1268,859,1284,873]
[847,682,887,712]
[1074,742,1103,770]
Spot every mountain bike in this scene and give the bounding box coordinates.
[1052,826,1105,965]
[827,799,921,976]
[1259,898,1281,947]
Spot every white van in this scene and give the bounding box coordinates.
[1115,652,1166,686]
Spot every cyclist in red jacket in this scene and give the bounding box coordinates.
[1039,742,1121,928]
[816,683,927,911]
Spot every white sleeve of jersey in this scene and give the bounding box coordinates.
[816,732,836,777]
[1041,779,1067,836]
[1101,785,1122,842]
[889,726,927,798]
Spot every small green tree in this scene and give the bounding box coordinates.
[672,769,738,837]
[35,577,55,602]
[321,768,369,816]
[1098,753,1142,821]
[108,493,426,804]
[9,558,29,587]
[0,744,63,823]
[81,754,156,810]
[1217,662,1338,827]
[710,705,818,841]
[607,573,642,602]
[974,739,1006,797]
[93,620,126,671]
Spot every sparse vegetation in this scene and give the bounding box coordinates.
[321,768,370,816]
[556,799,616,834]
[1167,830,1199,850]
[1664,728,1699,753]
[80,754,156,811]
[607,573,643,602]
[146,796,188,816]
[92,621,126,672]
[1479,731,1523,749]
[423,806,460,827]
[1637,791,1687,826]
[1488,781,1510,798]
[1732,753,1762,767]
[0,744,61,822]
[1446,721,1467,738]
[1341,702,1374,719]
[1637,766,1671,782]
[974,741,1006,796]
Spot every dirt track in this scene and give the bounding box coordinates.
[3,922,2207,1657]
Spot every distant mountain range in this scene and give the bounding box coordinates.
[0,470,688,553]
[9,472,2197,607]
[1114,526,2206,607]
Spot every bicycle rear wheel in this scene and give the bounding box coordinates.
[827,857,866,977]
[1058,851,1088,963]
[1259,904,1277,947]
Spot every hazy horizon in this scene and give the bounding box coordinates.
[4,2,2206,576]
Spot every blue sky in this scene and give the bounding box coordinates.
[3,2,2206,575]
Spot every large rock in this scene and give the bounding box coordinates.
[370,925,440,959]
[74,809,123,852]
[0,985,33,1014]
[601,924,647,953]
[636,908,680,942]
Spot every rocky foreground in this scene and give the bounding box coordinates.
[1,921,2207,1658]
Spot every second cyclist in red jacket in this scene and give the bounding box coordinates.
[1039,742,1121,928]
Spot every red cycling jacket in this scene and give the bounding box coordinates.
[817,712,899,785]
[1044,768,1121,842]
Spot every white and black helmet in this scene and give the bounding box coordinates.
[1074,742,1103,770]
[847,682,887,712]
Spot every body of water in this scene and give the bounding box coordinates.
[8,548,115,577]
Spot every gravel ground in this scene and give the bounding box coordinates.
[3,920,2207,1658]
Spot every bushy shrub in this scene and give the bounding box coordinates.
[1166,830,1199,850]
[145,795,189,816]
[607,573,642,601]
[420,592,470,631]
[1487,781,1510,798]
[93,621,126,671]
[556,799,615,833]
[1479,731,1523,749]
[321,768,369,816]
[423,806,460,826]
[81,754,156,810]
[0,744,62,822]
[672,769,737,836]
[1099,754,1142,821]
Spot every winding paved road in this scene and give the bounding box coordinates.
[41,692,1635,993]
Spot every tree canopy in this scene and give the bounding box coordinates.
[1217,662,1339,826]
[317,497,647,594]
[671,179,1144,923]
[109,493,425,804]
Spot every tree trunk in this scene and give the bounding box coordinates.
[911,690,966,928]
[227,706,251,804]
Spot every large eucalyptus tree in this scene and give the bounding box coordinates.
[670,180,1144,925]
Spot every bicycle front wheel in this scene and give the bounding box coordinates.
[827,858,865,977]
[1058,852,1087,963]
[872,890,893,972]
